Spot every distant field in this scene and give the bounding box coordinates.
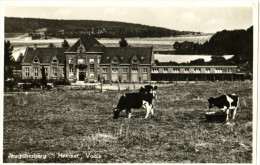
[5,33,27,38]
[3,81,252,163]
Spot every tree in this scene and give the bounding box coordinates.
[49,43,55,47]
[15,53,24,70]
[119,37,129,47]
[41,66,47,87]
[4,40,14,66]
[4,40,14,80]
[62,39,70,48]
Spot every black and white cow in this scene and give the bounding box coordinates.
[208,94,239,123]
[113,85,157,119]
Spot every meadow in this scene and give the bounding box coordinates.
[3,81,253,163]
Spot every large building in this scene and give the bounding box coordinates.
[21,36,244,83]
[21,36,154,83]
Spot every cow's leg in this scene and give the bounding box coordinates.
[225,109,230,124]
[126,108,132,118]
[232,107,238,120]
[145,103,151,119]
[150,104,154,117]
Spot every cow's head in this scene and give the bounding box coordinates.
[208,97,215,109]
[144,85,158,99]
[113,108,120,119]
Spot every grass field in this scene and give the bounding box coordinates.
[3,81,253,163]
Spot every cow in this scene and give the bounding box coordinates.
[208,94,239,123]
[113,85,157,119]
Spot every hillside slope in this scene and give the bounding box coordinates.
[5,17,191,38]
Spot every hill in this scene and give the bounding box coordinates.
[5,17,192,38]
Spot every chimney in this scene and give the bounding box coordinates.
[33,44,37,50]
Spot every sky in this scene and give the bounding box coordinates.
[4,5,253,33]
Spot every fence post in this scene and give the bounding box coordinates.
[100,83,103,93]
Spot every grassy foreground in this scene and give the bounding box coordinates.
[3,81,253,163]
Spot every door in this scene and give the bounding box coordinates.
[78,69,85,81]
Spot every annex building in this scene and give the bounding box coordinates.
[21,36,244,83]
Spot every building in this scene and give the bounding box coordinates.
[21,36,244,83]
[151,65,244,81]
[21,45,67,80]
[21,36,154,83]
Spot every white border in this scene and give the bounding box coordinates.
[0,0,259,165]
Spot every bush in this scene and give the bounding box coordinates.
[53,79,71,86]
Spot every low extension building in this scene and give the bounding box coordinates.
[21,36,244,83]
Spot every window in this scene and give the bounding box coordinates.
[69,67,73,77]
[163,68,168,73]
[132,59,137,63]
[143,68,147,73]
[206,68,211,73]
[34,68,38,77]
[194,68,201,73]
[53,68,57,77]
[215,68,223,73]
[132,68,138,73]
[90,73,94,78]
[33,60,39,63]
[90,64,94,68]
[25,68,30,77]
[152,68,159,73]
[45,68,48,76]
[184,68,189,73]
[78,59,85,64]
[103,68,108,73]
[227,68,232,73]
[52,59,57,63]
[173,68,180,73]
[69,58,73,64]
[112,68,118,73]
[112,59,117,63]
[122,68,128,73]
[62,68,65,77]
[89,59,94,63]
[90,68,94,73]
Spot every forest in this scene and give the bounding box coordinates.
[5,17,191,38]
[171,26,253,73]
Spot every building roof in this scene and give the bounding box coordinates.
[154,54,234,63]
[66,35,105,53]
[22,47,68,64]
[101,47,153,64]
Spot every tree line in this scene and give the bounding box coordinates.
[5,17,191,38]
[172,26,253,72]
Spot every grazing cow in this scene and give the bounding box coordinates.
[113,85,157,119]
[208,94,239,123]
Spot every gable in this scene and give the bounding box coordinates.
[22,47,67,64]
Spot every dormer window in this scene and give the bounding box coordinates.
[121,57,123,60]
[141,56,144,60]
[112,59,117,63]
[78,59,85,64]
[107,57,110,60]
[132,59,137,63]
[52,59,57,63]
[34,60,39,63]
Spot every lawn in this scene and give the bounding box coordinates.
[3,81,253,163]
